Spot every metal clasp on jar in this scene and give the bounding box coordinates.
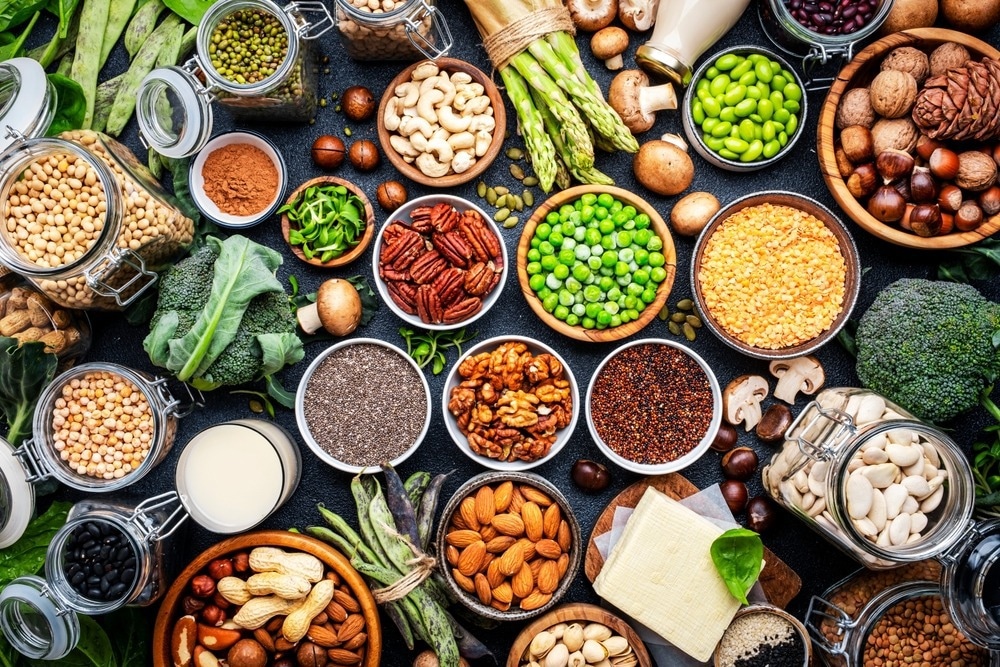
[801,43,855,92]
[84,247,157,306]
[126,491,189,543]
[149,376,205,419]
[806,594,856,658]
[286,1,334,39]
[401,0,452,60]
[788,399,857,462]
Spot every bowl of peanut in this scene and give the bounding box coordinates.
[436,471,582,622]
[442,336,579,472]
[153,530,381,667]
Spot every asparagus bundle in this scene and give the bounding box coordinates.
[465,0,638,192]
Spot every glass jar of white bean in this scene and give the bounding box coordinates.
[334,0,453,61]
[0,131,195,311]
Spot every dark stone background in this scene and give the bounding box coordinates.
[33,1,1000,663]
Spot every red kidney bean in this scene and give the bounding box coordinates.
[784,0,877,35]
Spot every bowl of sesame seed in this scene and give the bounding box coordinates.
[691,191,861,360]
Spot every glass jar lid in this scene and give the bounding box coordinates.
[135,66,215,159]
[941,518,1000,649]
[0,575,79,660]
[0,58,54,153]
[0,436,35,548]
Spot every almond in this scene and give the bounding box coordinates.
[327,648,362,665]
[308,624,341,648]
[537,560,560,594]
[485,535,516,553]
[520,485,553,507]
[446,529,483,548]
[452,568,476,593]
[543,503,561,539]
[491,598,512,612]
[486,558,506,589]
[492,581,513,604]
[337,614,365,643]
[521,501,544,542]
[497,542,525,576]
[520,590,553,611]
[457,540,487,576]
[491,513,525,537]
[325,600,348,623]
[445,545,460,567]
[253,627,275,652]
[475,486,496,525]
[334,589,361,613]
[493,481,514,512]
[535,538,562,560]
[509,487,526,514]
[450,513,469,530]
[343,632,367,651]
[474,573,492,606]
[479,524,497,542]
[557,553,570,578]
[171,614,196,667]
[557,519,572,552]
[512,562,534,599]
[274,637,295,652]
[459,496,480,531]
[515,537,537,561]
[529,558,544,579]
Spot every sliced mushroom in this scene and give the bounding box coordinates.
[619,0,659,31]
[591,27,629,70]
[608,69,677,134]
[567,0,618,31]
[769,356,826,405]
[723,375,769,432]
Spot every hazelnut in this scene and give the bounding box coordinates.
[721,447,759,481]
[847,163,878,198]
[190,575,216,598]
[871,117,919,156]
[928,147,960,181]
[312,136,346,170]
[868,185,907,223]
[200,604,225,627]
[929,42,971,77]
[207,558,233,581]
[232,552,250,573]
[212,592,230,610]
[910,203,943,237]
[840,125,874,164]
[940,211,955,234]
[876,149,915,183]
[955,150,998,191]
[868,69,918,119]
[938,183,964,212]
[348,140,380,172]
[341,86,375,122]
[720,480,749,514]
[835,87,876,130]
[880,46,930,85]
[915,135,944,160]
[978,185,1000,215]
[181,595,206,615]
[295,641,328,667]
[376,180,408,211]
[909,167,937,203]
[228,639,267,667]
[956,200,984,231]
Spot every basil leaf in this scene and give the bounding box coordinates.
[0,500,71,588]
[710,527,764,605]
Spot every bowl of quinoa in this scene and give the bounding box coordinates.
[692,192,861,359]
[295,338,431,473]
[585,338,722,474]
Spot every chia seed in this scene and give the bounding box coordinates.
[303,343,427,467]
[716,611,806,667]
[590,343,714,465]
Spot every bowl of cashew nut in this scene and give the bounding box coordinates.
[377,57,507,188]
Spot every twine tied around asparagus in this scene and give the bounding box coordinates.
[371,525,437,604]
[482,6,575,69]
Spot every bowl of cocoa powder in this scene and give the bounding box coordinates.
[189,131,287,228]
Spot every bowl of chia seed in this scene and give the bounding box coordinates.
[295,338,431,473]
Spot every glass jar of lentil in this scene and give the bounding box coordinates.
[0,130,195,310]
[0,494,185,661]
[762,387,978,569]
[334,0,453,61]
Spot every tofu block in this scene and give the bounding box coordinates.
[593,487,741,662]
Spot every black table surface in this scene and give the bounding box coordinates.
[36,1,1000,664]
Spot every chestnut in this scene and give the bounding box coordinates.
[341,85,375,122]
[847,163,878,198]
[955,201,984,232]
[348,139,380,172]
[746,496,777,533]
[710,422,739,453]
[721,447,759,481]
[868,185,907,223]
[876,149,914,183]
[938,183,963,213]
[311,135,346,170]
[720,479,749,514]
[929,147,960,181]
[571,459,611,493]
[376,180,408,211]
[756,403,792,443]
[910,203,942,237]
[909,167,937,204]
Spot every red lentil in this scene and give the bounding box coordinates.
[590,343,714,464]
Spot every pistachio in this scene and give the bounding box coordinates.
[581,640,609,663]
[530,631,556,659]
[562,624,584,653]
[601,636,630,657]
[582,624,612,643]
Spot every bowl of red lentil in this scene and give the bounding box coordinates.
[294,338,432,473]
[441,335,579,471]
[691,191,861,360]
[585,338,722,474]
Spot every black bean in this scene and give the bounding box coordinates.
[121,568,135,584]
[71,572,85,586]
[109,583,127,598]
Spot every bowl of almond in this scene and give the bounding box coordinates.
[436,471,582,622]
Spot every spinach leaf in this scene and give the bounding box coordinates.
[0,0,47,32]
[0,337,59,446]
[46,73,86,135]
[106,608,147,666]
[0,500,70,588]
[45,0,80,37]
[58,615,115,667]
[938,238,1000,283]
[0,9,39,59]
[710,527,764,605]
[160,0,210,24]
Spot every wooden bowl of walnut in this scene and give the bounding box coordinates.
[152,531,381,667]
[818,28,1000,249]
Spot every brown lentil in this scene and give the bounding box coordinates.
[863,594,988,667]
[697,203,847,349]
[51,370,154,480]
[590,343,714,464]
[302,343,426,467]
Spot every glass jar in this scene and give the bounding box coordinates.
[0,279,91,363]
[0,494,185,660]
[762,387,976,568]
[334,0,452,61]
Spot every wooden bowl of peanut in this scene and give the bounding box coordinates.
[152,530,381,667]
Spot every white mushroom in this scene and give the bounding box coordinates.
[452,152,475,174]
[724,375,770,431]
[608,69,677,134]
[426,136,455,163]
[619,0,659,31]
[394,82,419,108]
[591,27,629,70]
[769,356,826,404]
[415,88,445,124]
[383,97,402,132]
[416,153,450,178]
[567,0,618,31]
[411,61,439,81]
[438,106,473,133]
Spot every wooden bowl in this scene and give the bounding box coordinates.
[818,28,1000,249]
[517,185,676,343]
[279,176,375,268]
[377,57,506,188]
[152,531,382,667]
[691,191,861,359]
[506,603,653,667]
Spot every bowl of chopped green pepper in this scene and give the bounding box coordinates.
[279,176,375,268]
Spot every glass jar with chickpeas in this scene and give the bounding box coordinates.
[334,0,453,61]
[0,130,196,311]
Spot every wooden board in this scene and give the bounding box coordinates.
[584,474,802,609]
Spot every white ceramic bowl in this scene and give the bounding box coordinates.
[189,131,287,228]
[585,338,722,474]
[294,338,431,473]
[372,194,508,331]
[441,335,579,471]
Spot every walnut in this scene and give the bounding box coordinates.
[497,390,540,428]
[880,46,930,85]
[871,117,919,156]
[929,41,971,77]
[836,88,876,129]
[955,151,998,191]
[869,69,918,119]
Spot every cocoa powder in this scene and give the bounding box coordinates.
[201,143,278,216]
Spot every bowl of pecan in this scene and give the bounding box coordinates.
[152,530,381,667]
[436,471,582,622]
[373,194,508,330]
[442,336,578,471]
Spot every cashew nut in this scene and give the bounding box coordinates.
[419,74,442,95]
[383,97,401,132]
[466,95,491,115]
[415,153,450,178]
[394,82,419,108]
[431,126,450,144]
[453,88,475,111]
[433,77,457,108]
[415,88,445,125]
[402,106,418,118]
[447,131,475,151]
[398,115,434,139]
[410,132,430,153]
[411,61,439,81]
[469,115,496,133]
[474,130,492,158]
[426,136,454,163]
[452,152,475,174]
[450,72,473,85]
[389,135,419,158]
[438,106,473,134]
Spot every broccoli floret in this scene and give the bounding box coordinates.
[855,278,1000,423]
[153,243,217,314]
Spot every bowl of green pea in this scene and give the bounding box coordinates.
[682,46,806,172]
[516,185,676,343]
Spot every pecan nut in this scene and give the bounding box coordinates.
[443,297,482,324]
[432,231,473,269]
[380,224,421,264]
[433,267,466,307]
[415,285,444,324]
[459,210,503,263]
[409,249,449,284]
[411,203,460,233]
[386,281,417,315]
[464,262,498,296]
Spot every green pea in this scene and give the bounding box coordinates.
[771,74,787,91]
[762,120,776,142]
[702,96,721,117]
[783,99,801,114]
[745,86,762,100]
[757,98,774,121]
[730,59,752,78]
[740,139,764,162]
[754,60,773,83]
[718,148,740,160]
[710,121,733,137]
[703,134,726,151]
[724,137,749,153]
[692,100,705,125]
[714,53,739,70]
[763,139,782,158]
[786,112,799,136]
[705,66,720,79]
[709,74,730,96]
[723,85,747,106]
[739,119,755,142]
[778,130,789,146]
[784,82,802,102]
[734,98,756,117]
[702,117,719,133]
[738,70,757,86]
[769,90,784,109]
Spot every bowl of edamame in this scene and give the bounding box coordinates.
[682,46,806,172]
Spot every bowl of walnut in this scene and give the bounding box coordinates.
[442,336,579,471]
[819,27,1000,249]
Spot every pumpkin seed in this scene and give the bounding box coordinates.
[494,186,509,196]
[510,163,525,180]
[495,208,511,222]
[523,176,539,187]
[486,188,498,205]
[249,399,264,414]
[334,104,341,112]
[319,98,327,107]
[506,147,524,160]
[502,216,519,228]
[668,321,681,336]
[523,190,534,206]
[477,181,487,197]
[513,195,524,211]
[676,298,694,311]
[670,312,686,323]
[344,127,353,136]
[686,315,703,328]
[496,194,508,209]
[658,305,670,321]
[683,323,697,341]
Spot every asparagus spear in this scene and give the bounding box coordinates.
[533,86,614,186]
[499,65,557,193]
